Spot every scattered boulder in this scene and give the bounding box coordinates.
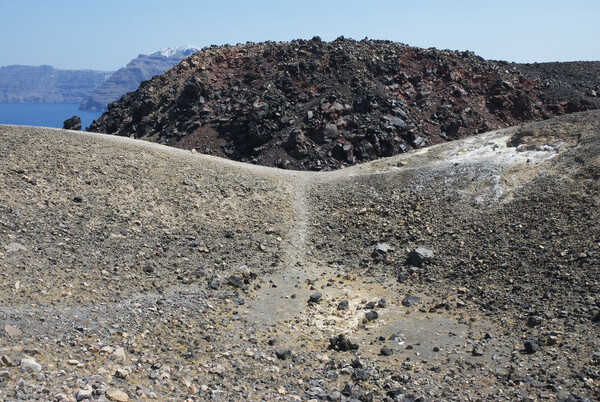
[226,275,244,288]
[63,116,82,130]
[329,334,359,352]
[337,299,349,310]
[105,387,129,402]
[20,357,41,372]
[402,295,421,307]
[364,310,379,322]
[3,242,27,253]
[275,349,292,360]
[380,346,393,356]
[527,315,543,327]
[374,243,394,255]
[309,291,323,303]
[407,247,434,266]
[4,324,22,338]
[524,340,539,354]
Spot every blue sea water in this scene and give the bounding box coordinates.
[0,103,103,130]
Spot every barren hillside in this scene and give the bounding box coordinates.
[1,110,599,400]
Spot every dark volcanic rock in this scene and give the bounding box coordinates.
[402,295,421,307]
[524,340,539,354]
[337,299,349,310]
[87,38,600,171]
[329,334,359,352]
[407,247,434,266]
[63,116,82,130]
[275,349,292,360]
[309,291,323,303]
[364,310,379,322]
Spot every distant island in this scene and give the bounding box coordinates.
[0,65,111,103]
[0,46,200,111]
[80,46,200,111]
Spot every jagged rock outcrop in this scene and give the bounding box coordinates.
[0,65,111,103]
[89,37,600,171]
[62,115,81,130]
[79,46,200,111]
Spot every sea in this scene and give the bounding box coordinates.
[0,103,104,130]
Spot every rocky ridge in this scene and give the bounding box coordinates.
[1,110,599,400]
[88,37,600,171]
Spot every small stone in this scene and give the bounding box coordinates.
[76,388,93,401]
[4,324,22,338]
[114,368,129,379]
[407,247,434,266]
[353,369,370,381]
[387,388,406,398]
[364,310,378,322]
[20,357,41,372]
[527,315,543,327]
[106,387,129,401]
[337,300,349,310]
[592,311,600,323]
[226,275,244,288]
[113,347,126,361]
[68,359,80,365]
[309,292,323,303]
[1,355,13,366]
[374,243,394,254]
[73,196,84,203]
[275,349,292,360]
[378,298,387,308]
[402,295,421,307]
[329,334,359,352]
[4,242,27,253]
[380,346,393,356]
[99,346,114,354]
[472,345,484,356]
[524,340,539,354]
[351,356,363,368]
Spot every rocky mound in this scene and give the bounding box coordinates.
[2,111,599,400]
[88,37,600,170]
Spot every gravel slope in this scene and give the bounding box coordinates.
[1,111,599,400]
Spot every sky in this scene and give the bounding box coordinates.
[1,0,599,71]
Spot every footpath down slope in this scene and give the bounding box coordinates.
[1,111,599,400]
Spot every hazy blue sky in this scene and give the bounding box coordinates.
[1,0,599,71]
